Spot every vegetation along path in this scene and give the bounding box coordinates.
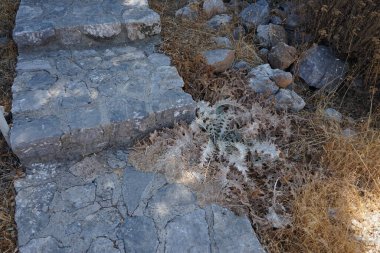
[10,0,266,252]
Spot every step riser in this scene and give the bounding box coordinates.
[11,106,194,165]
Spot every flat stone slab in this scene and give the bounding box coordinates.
[10,42,195,164]
[14,0,161,49]
[15,150,266,253]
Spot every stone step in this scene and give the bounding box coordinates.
[14,0,161,50]
[10,41,195,165]
[15,151,266,253]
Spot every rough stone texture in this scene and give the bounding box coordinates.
[268,42,297,70]
[207,14,232,30]
[202,49,235,72]
[212,36,232,48]
[120,216,159,253]
[256,24,287,48]
[14,0,161,49]
[15,150,266,253]
[11,43,195,165]
[275,89,305,112]
[203,0,227,17]
[175,6,198,20]
[271,69,293,88]
[233,60,251,71]
[296,45,348,90]
[258,48,269,62]
[239,0,270,29]
[206,205,266,253]
[324,108,343,122]
[248,64,294,93]
[165,209,211,253]
[13,1,267,252]
[248,64,279,94]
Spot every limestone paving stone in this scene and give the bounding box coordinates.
[10,42,195,164]
[14,0,161,49]
[15,150,266,253]
[13,1,266,252]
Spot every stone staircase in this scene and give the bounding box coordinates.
[11,0,195,165]
[11,1,266,252]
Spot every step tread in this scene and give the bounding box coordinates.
[11,43,195,164]
[14,0,161,49]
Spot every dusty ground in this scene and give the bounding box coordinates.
[0,0,379,253]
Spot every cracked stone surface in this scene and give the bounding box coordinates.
[11,41,195,165]
[14,0,160,49]
[15,150,266,253]
[11,0,195,165]
[13,1,266,252]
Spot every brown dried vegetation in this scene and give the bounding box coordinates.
[140,1,380,252]
[300,0,380,88]
[0,0,20,253]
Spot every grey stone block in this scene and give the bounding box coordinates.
[19,237,64,253]
[16,183,57,246]
[296,45,348,90]
[165,209,211,253]
[14,1,161,49]
[88,237,122,253]
[146,184,197,228]
[239,0,270,29]
[119,216,159,253]
[122,167,155,215]
[206,205,266,253]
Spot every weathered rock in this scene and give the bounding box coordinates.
[275,89,305,112]
[175,6,198,20]
[271,69,293,88]
[239,0,270,29]
[248,64,294,92]
[258,48,269,62]
[268,42,297,70]
[202,49,235,72]
[233,25,246,40]
[203,0,227,17]
[122,167,155,215]
[165,209,211,253]
[256,24,287,48]
[69,156,106,183]
[120,216,159,253]
[233,60,251,71]
[146,184,197,227]
[207,14,232,29]
[122,8,161,41]
[206,205,266,253]
[16,183,57,245]
[324,108,343,122]
[270,15,283,25]
[247,64,279,94]
[296,45,348,90]
[212,36,232,48]
[88,237,121,253]
[19,237,64,253]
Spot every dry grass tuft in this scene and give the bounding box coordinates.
[299,0,380,88]
[151,0,262,103]
[147,1,380,252]
[0,1,20,253]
